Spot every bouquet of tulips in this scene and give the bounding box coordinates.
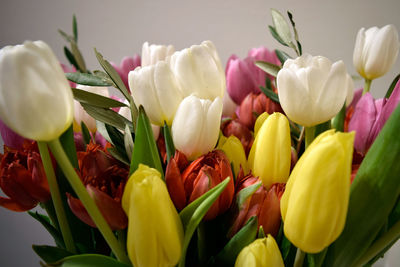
[1,8,400,267]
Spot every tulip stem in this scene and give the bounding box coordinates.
[37,142,76,253]
[354,219,400,266]
[305,126,316,148]
[296,127,305,154]
[294,248,306,267]
[363,79,372,95]
[47,138,130,264]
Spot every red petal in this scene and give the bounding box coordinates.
[165,158,187,210]
[259,184,282,237]
[0,196,36,211]
[27,152,51,202]
[67,193,96,228]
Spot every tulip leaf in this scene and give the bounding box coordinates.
[255,61,281,77]
[47,254,130,267]
[64,46,79,71]
[236,181,261,208]
[72,88,127,108]
[260,85,280,103]
[178,177,230,267]
[96,121,113,144]
[130,106,163,176]
[71,42,87,73]
[268,26,289,47]
[331,103,346,132]
[385,73,400,98]
[215,216,258,266]
[107,147,130,165]
[258,226,266,238]
[280,233,297,267]
[66,73,113,87]
[124,124,134,162]
[32,245,73,264]
[163,122,175,162]
[80,122,92,148]
[28,211,65,249]
[275,49,292,65]
[271,9,293,46]
[325,103,400,266]
[287,11,302,55]
[72,15,78,42]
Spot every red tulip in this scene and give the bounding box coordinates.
[0,142,50,211]
[221,119,254,155]
[67,143,128,230]
[165,150,234,220]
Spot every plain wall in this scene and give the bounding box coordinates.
[0,0,399,266]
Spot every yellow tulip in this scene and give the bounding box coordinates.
[235,235,284,267]
[122,164,184,267]
[280,130,355,253]
[253,112,269,137]
[217,135,248,176]
[248,112,291,189]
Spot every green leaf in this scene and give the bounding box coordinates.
[280,234,297,267]
[255,60,281,77]
[163,122,175,162]
[331,103,346,132]
[71,42,87,73]
[63,47,79,71]
[66,73,113,87]
[28,211,65,249]
[107,147,130,165]
[96,121,113,144]
[326,103,400,266]
[260,86,280,103]
[268,26,289,47]
[270,9,293,46]
[236,182,261,207]
[58,29,74,43]
[80,122,91,147]
[258,226,266,239]
[47,254,130,267]
[124,125,134,162]
[80,103,133,132]
[178,177,231,267]
[287,11,302,55]
[130,106,163,176]
[215,216,258,266]
[307,248,328,267]
[72,15,78,42]
[385,73,400,98]
[73,88,126,108]
[275,49,292,65]
[32,245,73,264]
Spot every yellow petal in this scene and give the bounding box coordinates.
[218,135,248,176]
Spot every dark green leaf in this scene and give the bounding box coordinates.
[71,42,86,73]
[105,124,130,162]
[163,122,175,162]
[237,182,261,207]
[215,216,258,266]
[28,211,65,249]
[287,11,302,55]
[63,47,79,71]
[260,86,280,103]
[80,122,91,147]
[314,120,331,137]
[107,147,130,165]
[258,226,266,239]
[297,40,303,56]
[275,49,291,65]
[124,125,134,162]
[66,73,113,87]
[96,121,113,144]
[268,25,289,47]
[48,254,130,267]
[33,245,73,264]
[385,73,400,98]
[72,15,78,42]
[73,88,127,108]
[130,106,163,176]
[280,234,297,267]
[255,61,281,77]
[58,29,74,43]
[331,103,346,132]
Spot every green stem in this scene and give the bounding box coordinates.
[362,79,372,95]
[294,248,305,267]
[353,219,400,266]
[37,142,76,253]
[305,126,316,149]
[47,138,130,264]
[117,229,127,258]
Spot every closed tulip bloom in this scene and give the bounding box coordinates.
[129,61,183,126]
[221,119,254,156]
[141,42,174,67]
[169,41,225,100]
[235,236,284,267]
[281,130,355,253]
[172,95,222,160]
[0,41,74,141]
[217,135,248,176]
[277,54,354,127]
[353,25,399,80]
[74,85,109,132]
[122,164,184,267]
[248,113,291,189]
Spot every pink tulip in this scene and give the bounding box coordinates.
[111,55,141,91]
[0,119,26,150]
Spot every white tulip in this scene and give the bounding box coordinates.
[141,42,174,67]
[172,95,222,160]
[129,61,183,126]
[353,25,399,80]
[74,85,109,132]
[277,54,353,127]
[0,41,74,141]
[222,89,238,117]
[169,41,225,100]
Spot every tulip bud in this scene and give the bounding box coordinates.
[172,95,222,160]
[235,236,284,267]
[141,42,174,67]
[280,130,355,253]
[169,41,225,100]
[217,135,249,176]
[74,85,109,132]
[0,41,74,141]
[353,24,399,80]
[129,61,183,126]
[221,119,254,156]
[277,54,354,127]
[122,164,184,267]
[248,113,291,189]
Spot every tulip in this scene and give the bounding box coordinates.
[0,41,74,141]
[74,84,109,133]
[235,236,284,267]
[165,150,234,220]
[141,42,174,67]
[129,61,183,126]
[280,130,355,253]
[277,54,354,127]
[248,113,291,189]
[0,119,26,150]
[221,119,254,156]
[222,90,238,118]
[353,24,399,80]
[172,95,222,160]
[0,141,50,211]
[67,143,128,230]
[217,135,248,176]
[122,164,184,267]
[111,55,141,90]
[169,40,225,100]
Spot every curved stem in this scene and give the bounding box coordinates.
[37,142,76,253]
[363,79,372,95]
[305,126,316,149]
[47,138,130,264]
[294,248,305,267]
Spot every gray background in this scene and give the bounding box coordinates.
[1,0,400,266]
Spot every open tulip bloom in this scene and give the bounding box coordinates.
[1,9,400,267]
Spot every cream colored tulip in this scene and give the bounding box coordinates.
[141,42,174,67]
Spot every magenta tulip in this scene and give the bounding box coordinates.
[111,55,141,91]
